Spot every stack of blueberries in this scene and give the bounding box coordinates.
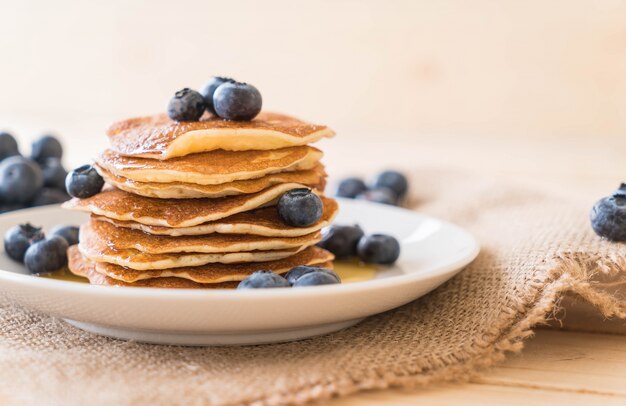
[0,132,69,212]
[334,170,408,206]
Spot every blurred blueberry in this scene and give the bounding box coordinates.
[41,157,68,190]
[237,271,290,289]
[24,236,69,274]
[372,170,408,199]
[335,177,367,199]
[357,234,401,265]
[30,135,63,164]
[65,164,104,198]
[29,188,70,207]
[50,225,79,246]
[285,265,340,285]
[0,156,44,204]
[213,82,262,121]
[590,184,626,241]
[277,188,323,227]
[317,224,364,258]
[0,203,24,213]
[167,88,206,121]
[356,187,397,205]
[200,76,235,115]
[0,132,20,160]
[293,271,341,287]
[4,223,45,263]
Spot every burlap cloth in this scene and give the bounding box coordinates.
[1,169,625,405]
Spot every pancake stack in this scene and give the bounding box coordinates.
[64,112,338,288]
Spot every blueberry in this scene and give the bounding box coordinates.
[65,164,104,198]
[356,187,397,205]
[285,265,340,285]
[373,170,408,199]
[277,188,324,227]
[167,88,206,122]
[317,224,364,258]
[0,132,19,160]
[0,203,23,213]
[335,177,367,199]
[292,271,341,287]
[41,157,67,190]
[237,270,290,289]
[213,82,262,121]
[357,234,401,264]
[590,185,626,241]
[4,223,45,262]
[200,76,235,115]
[24,236,69,274]
[50,225,79,246]
[0,156,44,204]
[29,188,70,207]
[30,135,63,164]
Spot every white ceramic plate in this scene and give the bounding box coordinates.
[0,199,479,346]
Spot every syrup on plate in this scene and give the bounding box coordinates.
[332,260,378,283]
[41,268,88,283]
[41,262,378,285]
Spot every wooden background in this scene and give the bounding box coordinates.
[0,0,625,140]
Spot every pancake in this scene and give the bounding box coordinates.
[82,220,322,254]
[96,163,327,199]
[78,240,309,270]
[94,246,334,283]
[68,246,239,289]
[96,146,323,185]
[63,184,318,227]
[92,196,339,237]
[107,112,335,159]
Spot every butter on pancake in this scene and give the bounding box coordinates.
[96,146,323,185]
[83,220,322,254]
[93,196,338,237]
[107,112,335,160]
[96,163,327,199]
[94,246,334,283]
[68,247,239,289]
[63,183,318,227]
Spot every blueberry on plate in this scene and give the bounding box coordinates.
[335,177,367,199]
[30,135,63,164]
[29,188,70,207]
[277,188,324,227]
[292,270,341,287]
[50,225,79,246]
[0,132,20,161]
[0,156,44,204]
[285,265,340,285]
[24,236,69,274]
[317,224,364,258]
[357,234,401,265]
[213,82,262,121]
[0,203,23,213]
[65,164,104,198]
[237,270,290,289]
[356,187,397,205]
[4,223,45,262]
[41,157,68,190]
[167,88,206,122]
[372,170,408,199]
[200,76,235,115]
[590,184,626,241]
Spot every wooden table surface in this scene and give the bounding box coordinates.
[2,114,626,405]
[324,133,626,405]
